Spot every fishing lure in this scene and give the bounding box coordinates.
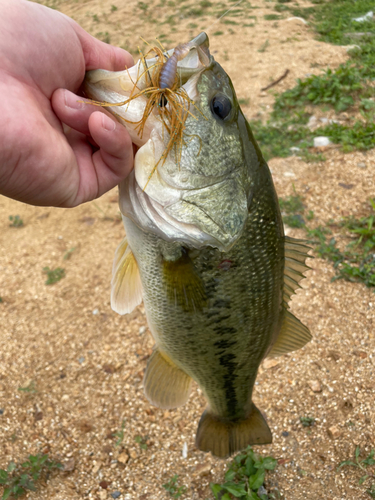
[88,39,210,189]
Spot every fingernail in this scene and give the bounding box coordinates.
[102,114,116,132]
[64,90,85,109]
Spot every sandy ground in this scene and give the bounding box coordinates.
[1,0,374,499]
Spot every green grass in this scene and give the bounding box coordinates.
[252,120,313,162]
[252,116,374,162]
[318,121,375,152]
[239,98,251,106]
[264,14,281,20]
[0,454,62,499]
[258,39,269,52]
[95,31,110,43]
[210,446,277,500]
[279,193,375,290]
[162,475,187,498]
[137,1,148,11]
[338,446,375,496]
[273,64,363,115]
[43,267,65,285]
[113,420,125,447]
[251,0,375,163]
[8,215,23,228]
[279,194,306,228]
[308,202,375,288]
[18,381,37,394]
[134,435,148,450]
[300,416,315,427]
[63,247,76,260]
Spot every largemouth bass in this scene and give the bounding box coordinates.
[84,33,311,458]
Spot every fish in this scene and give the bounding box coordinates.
[84,32,312,458]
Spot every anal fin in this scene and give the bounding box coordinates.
[111,237,143,315]
[268,310,312,358]
[196,404,272,458]
[143,349,192,409]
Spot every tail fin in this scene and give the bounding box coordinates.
[195,404,272,458]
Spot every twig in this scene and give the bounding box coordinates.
[261,69,289,91]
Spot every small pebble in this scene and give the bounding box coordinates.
[111,492,121,499]
[194,462,211,477]
[78,356,85,364]
[314,136,331,147]
[307,115,317,129]
[353,11,373,22]
[263,359,279,369]
[308,380,322,393]
[0,409,4,415]
[328,425,341,439]
[357,162,367,169]
[118,453,129,464]
[93,308,99,315]
[282,431,289,437]
[139,326,147,334]
[258,486,268,496]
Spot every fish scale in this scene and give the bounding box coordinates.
[123,173,284,423]
[84,32,311,458]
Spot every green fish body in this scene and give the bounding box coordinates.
[85,33,311,457]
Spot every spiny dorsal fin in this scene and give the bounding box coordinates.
[267,310,312,358]
[283,236,312,305]
[111,237,143,315]
[143,348,192,409]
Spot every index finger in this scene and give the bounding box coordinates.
[71,21,134,71]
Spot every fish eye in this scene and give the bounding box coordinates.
[210,94,232,120]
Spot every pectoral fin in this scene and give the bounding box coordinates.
[163,250,206,313]
[268,310,312,357]
[143,349,192,409]
[196,404,272,458]
[111,237,143,315]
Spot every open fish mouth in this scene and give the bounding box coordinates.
[84,32,248,251]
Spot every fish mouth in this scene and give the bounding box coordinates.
[85,33,248,250]
[83,32,212,145]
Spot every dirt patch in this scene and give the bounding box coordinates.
[1,1,374,499]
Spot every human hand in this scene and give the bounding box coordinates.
[0,0,134,207]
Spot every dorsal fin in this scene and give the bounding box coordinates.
[267,236,312,358]
[111,237,143,315]
[283,236,312,305]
